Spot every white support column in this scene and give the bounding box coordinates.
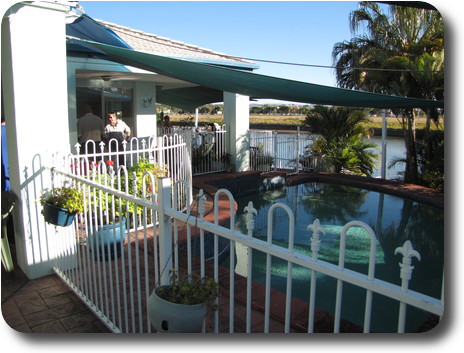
[223,92,249,172]
[157,177,172,285]
[134,81,157,139]
[1,3,70,278]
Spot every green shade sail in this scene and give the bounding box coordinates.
[73,38,444,111]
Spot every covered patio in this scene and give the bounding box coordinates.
[1,2,443,335]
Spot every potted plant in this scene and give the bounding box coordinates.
[40,186,84,227]
[147,271,218,333]
[87,192,130,261]
[87,158,168,260]
[87,210,127,261]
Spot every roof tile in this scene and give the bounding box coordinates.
[97,19,257,69]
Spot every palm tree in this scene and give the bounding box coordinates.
[332,2,444,183]
[304,105,378,176]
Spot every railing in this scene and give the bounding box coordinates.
[69,135,191,229]
[248,129,323,174]
[158,125,229,175]
[47,164,443,333]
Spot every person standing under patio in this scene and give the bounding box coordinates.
[162,115,173,128]
[104,112,131,166]
[77,104,105,156]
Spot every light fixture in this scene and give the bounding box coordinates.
[101,75,112,82]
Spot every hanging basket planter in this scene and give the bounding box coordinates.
[40,186,84,227]
[42,201,77,227]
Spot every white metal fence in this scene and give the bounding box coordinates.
[45,164,443,333]
[248,129,323,174]
[158,125,228,175]
[70,135,191,229]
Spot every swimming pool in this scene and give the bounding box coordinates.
[234,182,444,333]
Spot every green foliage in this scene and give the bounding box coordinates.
[41,186,84,214]
[127,158,169,197]
[304,106,372,141]
[304,106,378,176]
[90,159,169,222]
[156,270,218,307]
[319,136,379,176]
[416,130,444,191]
[332,2,444,184]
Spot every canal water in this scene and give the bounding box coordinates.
[276,132,406,180]
[369,136,406,180]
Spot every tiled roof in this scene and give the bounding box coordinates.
[97,19,258,70]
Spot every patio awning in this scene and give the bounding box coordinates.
[71,37,444,111]
[66,14,132,52]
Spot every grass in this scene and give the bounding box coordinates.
[169,114,444,131]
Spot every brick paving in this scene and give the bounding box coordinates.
[2,267,111,333]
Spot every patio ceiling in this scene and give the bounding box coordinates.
[69,37,444,111]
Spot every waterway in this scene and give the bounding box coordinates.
[275,132,406,180]
[369,136,406,180]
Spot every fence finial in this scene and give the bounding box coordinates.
[197,189,206,218]
[395,240,421,283]
[244,201,257,235]
[307,219,325,258]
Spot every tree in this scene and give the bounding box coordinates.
[304,106,378,176]
[332,2,444,183]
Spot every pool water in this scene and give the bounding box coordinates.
[234,182,444,333]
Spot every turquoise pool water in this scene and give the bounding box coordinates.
[234,182,444,333]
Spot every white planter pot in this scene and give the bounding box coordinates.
[88,217,126,260]
[148,286,207,333]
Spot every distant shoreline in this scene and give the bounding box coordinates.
[172,122,407,137]
[250,124,407,137]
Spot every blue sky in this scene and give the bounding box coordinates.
[79,1,364,87]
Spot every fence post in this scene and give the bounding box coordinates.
[394,240,421,333]
[273,131,278,171]
[296,126,300,174]
[307,219,326,332]
[157,177,172,285]
[244,201,257,333]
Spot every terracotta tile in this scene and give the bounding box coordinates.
[18,275,59,293]
[42,292,73,308]
[31,320,67,333]
[13,292,48,316]
[67,321,109,333]
[1,297,19,316]
[267,317,286,333]
[66,292,89,311]
[39,284,71,299]
[10,323,32,333]
[230,301,266,333]
[59,311,101,330]
[3,310,26,328]
[92,319,112,333]
[24,302,81,328]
